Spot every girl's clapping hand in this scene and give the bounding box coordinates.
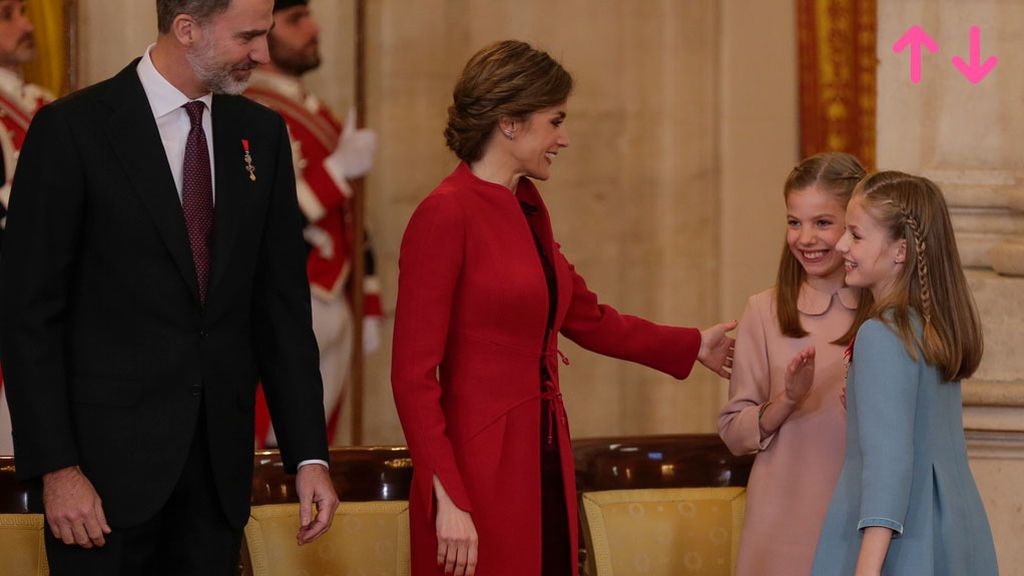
[784,346,816,403]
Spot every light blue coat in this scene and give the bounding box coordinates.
[811,319,998,575]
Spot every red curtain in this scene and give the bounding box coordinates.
[798,0,877,170]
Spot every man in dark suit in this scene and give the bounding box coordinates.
[0,0,339,573]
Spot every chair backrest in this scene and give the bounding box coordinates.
[0,436,751,576]
[241,447,413,576]
[572,434,754,492]
[0,456,49,575]
[572,434,754,576]
[582,487,745,576]
[245,501,410,576]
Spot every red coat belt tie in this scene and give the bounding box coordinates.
[541,349,570,444]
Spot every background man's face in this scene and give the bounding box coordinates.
[0,0,35,69]
[268,5,321,76]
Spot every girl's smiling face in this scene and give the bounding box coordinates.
[785,185,848,281]
[836,195,907,299]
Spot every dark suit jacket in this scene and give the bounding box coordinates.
[0,60,328,529]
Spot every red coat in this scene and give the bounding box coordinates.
[244,76,381,311]
[392,162,701,575]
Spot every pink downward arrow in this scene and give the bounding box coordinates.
[952,26,998,84]
[893,25,939,84]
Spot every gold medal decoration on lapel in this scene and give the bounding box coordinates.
[242,139,256,182]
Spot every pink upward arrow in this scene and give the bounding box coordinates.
[893,25,939,84]
[952,26,998,84]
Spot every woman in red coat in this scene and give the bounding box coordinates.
[392,40,737,576]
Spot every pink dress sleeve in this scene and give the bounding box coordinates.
[718,294,776,455]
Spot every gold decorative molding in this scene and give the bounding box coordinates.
[797,0,877,169]
[22,0,78,95]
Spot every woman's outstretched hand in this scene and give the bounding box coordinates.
[433,475,478,576]
[698,320,738,378]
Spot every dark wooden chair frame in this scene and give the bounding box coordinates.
[0,435,753,575]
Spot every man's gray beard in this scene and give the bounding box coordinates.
[186,41,252,95]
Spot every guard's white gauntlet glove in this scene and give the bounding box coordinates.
[325,108,377,184]
[362,316,382,354]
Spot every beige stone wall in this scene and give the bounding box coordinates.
[361,0,726,443]
[302,0,356,115]
[878,1,1024,573]
[76,0,355,90]
[77,0,156,85]
[718,0,799,403]
[71,1,796,445]
[357,0,793,444]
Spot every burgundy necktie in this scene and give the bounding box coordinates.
[181,100,214,304]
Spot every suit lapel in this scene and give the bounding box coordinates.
[208,95,247,301]
[102,61,200,303]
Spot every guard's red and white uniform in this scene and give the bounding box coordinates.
[0,68,53,455]
[245,70,381,446]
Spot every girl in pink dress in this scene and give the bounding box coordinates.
[718,152,870,576]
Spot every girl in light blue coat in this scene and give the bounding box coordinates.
[810,171,998,575]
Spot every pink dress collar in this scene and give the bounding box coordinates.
[796,283,859,316]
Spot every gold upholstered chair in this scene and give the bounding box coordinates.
[245,501,410,575]
[241,447,413,576]
[0,456,49,575]
[572,435,755,576]
[581,487,745,576]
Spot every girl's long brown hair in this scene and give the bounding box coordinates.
[776,152,870,345]
[852,171,983,381]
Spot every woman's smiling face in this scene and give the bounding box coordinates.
[507,103,569,181]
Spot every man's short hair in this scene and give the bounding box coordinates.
[156,0,233,35]
[273,0,308,11]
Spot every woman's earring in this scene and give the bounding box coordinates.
[503,130,515,140]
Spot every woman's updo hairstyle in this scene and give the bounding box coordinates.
[445,40,574,163]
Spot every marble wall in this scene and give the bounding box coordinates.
[878,2,1024,573]
[76,0,356,91]
[76,0,155,85]
[357,0,797,444]
[360,0,726,443]
[719,0,798,326]
[71,1,796,444]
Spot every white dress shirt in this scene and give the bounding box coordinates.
[136,45,216,203]
[135,47,327,471]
